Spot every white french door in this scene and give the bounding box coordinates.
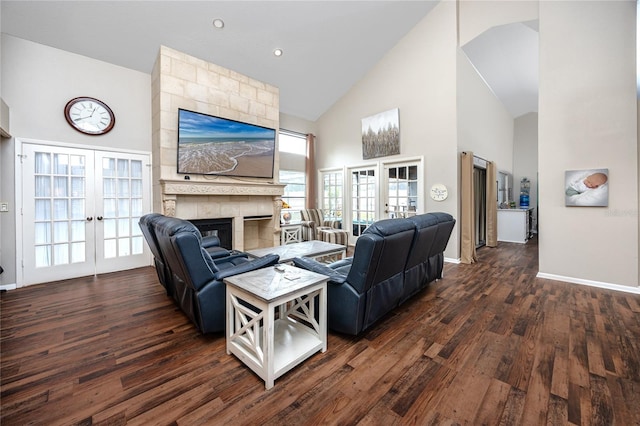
[349,167,378,239]
[383,160,422,220]
[21,143,151,286]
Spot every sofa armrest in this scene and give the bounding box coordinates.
[322,219,343,229]
[292,257,347,284]
[201,235,222,249]
[327,257,353,269]
[206,246,231,259]
[214,254,280,281]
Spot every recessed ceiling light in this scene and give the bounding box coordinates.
[212,18,225,29]
[273,48,283,57]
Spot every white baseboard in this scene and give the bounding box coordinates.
[445,257,460,264]
[0,283,17,291]
[536,272,640,295]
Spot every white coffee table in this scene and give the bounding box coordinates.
[246,240,345,264]
[224,264,328,390]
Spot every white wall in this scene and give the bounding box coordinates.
[0,35,152,285]
[513,112,538,228]
[3,35,151,149]
[315,1,459,259]
[457,51,514,172]
[539,1,638,289]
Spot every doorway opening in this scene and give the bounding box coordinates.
[474,165,487,249]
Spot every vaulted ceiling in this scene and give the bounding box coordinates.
[2,1,538,121]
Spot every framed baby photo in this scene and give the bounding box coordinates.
[565,168,609,207]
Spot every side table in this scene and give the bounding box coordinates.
[224,264,328,390]
[280,222,302,245]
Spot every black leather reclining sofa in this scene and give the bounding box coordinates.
[293,212,455,335]
[139,213,279,334]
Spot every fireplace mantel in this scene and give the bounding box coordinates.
[159,179,286,250]
[161,179,286,197]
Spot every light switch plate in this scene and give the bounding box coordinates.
[0,202,8,212]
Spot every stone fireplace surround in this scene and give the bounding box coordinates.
[151,46,285,252]
[161,179,285,251]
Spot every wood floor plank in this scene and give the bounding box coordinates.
[2,236,639,424]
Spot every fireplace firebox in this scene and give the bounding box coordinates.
[189,218,233,250]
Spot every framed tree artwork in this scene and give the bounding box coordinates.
[362,108,400,160]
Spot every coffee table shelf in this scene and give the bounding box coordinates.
[225,265,328,390]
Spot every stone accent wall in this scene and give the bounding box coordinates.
[151,46,284,250]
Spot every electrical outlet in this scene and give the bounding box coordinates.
[0,202,8,212]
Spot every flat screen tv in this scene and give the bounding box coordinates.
[177,108,276,178]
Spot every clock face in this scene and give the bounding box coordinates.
[430,183,448,201]
[64,97,115,135]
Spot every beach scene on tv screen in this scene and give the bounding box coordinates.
[178,110,275,178]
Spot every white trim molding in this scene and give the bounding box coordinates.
[536,272,640,295]
[0,283,18,291]
[445,257,461,264]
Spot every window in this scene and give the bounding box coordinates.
[279,130,308,222]
[321,170,343,221]
[280,170,306,222]
[279,131,307,155]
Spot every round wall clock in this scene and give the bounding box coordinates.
[64,97,115,135]
[430,183,448,201]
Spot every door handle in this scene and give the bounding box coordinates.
[86,217,93,222]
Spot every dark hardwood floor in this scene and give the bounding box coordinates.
[2,237,639,425]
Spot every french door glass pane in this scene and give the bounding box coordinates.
[103,158,116,177]
[71,221,85,241]
[118,218,130,237]
[103,179,116,197]
[118,199,130,216]
[71,200,85,219]
[71,242,85,263]
[71,177,85,197]
[118,179,130,197]
[104,239,116,258]
[131,160,143,178]
[35,153,51,174]
[54,177,68,197]
[131,179,142,197]
[35,177,51,197]
[35,246,51,268]
[35,200,51,220]
[104,219,116,239]
[104,199,116,217]
[54,154,69,175]
[34,223,51,244]
[131,199,142,217]
[53,222,69,243]
[70,155,85,175]
[54,244,69,265]
[117,159,129,177]
[118,238,130,256]
[53,199,69,220]
[132,236,143,255]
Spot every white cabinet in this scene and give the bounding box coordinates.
[497,209,533,243]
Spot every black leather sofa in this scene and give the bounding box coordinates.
[139,214,279,334]
[293,212,455,335]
